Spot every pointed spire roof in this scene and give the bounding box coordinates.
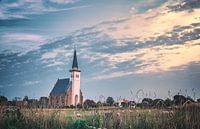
[72,49,78,69]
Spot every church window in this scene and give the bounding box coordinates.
[61,96,65,107]
[76,74,79,78]
[56,96,59,108]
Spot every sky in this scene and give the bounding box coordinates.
[0,0,200,102]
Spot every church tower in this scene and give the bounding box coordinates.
[70,49,81,106]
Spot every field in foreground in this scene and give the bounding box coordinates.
[0,105,200,129]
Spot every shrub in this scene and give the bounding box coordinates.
[72,120,87,129]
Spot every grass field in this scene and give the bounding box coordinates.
[0,104,200,129]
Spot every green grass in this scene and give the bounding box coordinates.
[0,105,200,129]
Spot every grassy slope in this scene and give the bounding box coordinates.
[0,104,200,129]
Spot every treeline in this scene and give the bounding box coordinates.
[83,95,200,109]
[0,95,200,109]
[0,96,48,109]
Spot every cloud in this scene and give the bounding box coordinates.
[92,38,200,80]
[103,2,200,41]
[135,39,200,73]
[42,51,58,60]
[47,61,64,67]
[168,0,200,12]
[41,48,72,60]
[0,0,44,20]
[93,71,134,80]
[99,1,200,78]
[1,33,45,43]
[0,0,86,20]
[40,47,73,68]
[75,11,199,80]
[0,10,29,20]
[24,80,40,86]
[131,0,168,13]
[44,5,90,13]
[0,33,47,54]
[49,0,78,4]
[51,2,199,80]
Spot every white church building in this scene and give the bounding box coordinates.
[49,49,83,108]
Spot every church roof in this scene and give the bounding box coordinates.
[50,78,71,95]
[72,49,78,69]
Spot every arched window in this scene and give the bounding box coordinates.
[75,95,78,105]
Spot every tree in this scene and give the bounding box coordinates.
[23,96,29,101]
[197,98,200,103]
[0,96,8,103]
[165,98,172,107]
[186,96,195,102]
[106,97,114,106]
[96,101,102,107]
[173,95,186,105]
[83,99,96,108]
[152,99,165,108]
[76,103,82,108]
[142,98,153,105]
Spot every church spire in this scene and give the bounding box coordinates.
[72,48,78,69]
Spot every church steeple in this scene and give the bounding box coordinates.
[70,48,81,106]
[72,49,78,69]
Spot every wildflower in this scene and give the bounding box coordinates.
[76,113,81,117]
[117,112,120,116]
[162,111,169,114]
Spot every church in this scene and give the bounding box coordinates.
[49,49,83,108]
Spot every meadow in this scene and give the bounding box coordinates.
[1,104,200,129]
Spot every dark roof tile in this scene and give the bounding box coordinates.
[50,78,71,95]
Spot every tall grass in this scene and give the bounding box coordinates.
[0,104,200,129]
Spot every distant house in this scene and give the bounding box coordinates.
[119,99,136,108]
[49,49,83,108]
[0,101,12,107]
[119,99,129,107]
[15,101,28,108]
[39,97,48,108]
[28,99,39,108]
[0,101,12,114]
[0,101,13,113]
